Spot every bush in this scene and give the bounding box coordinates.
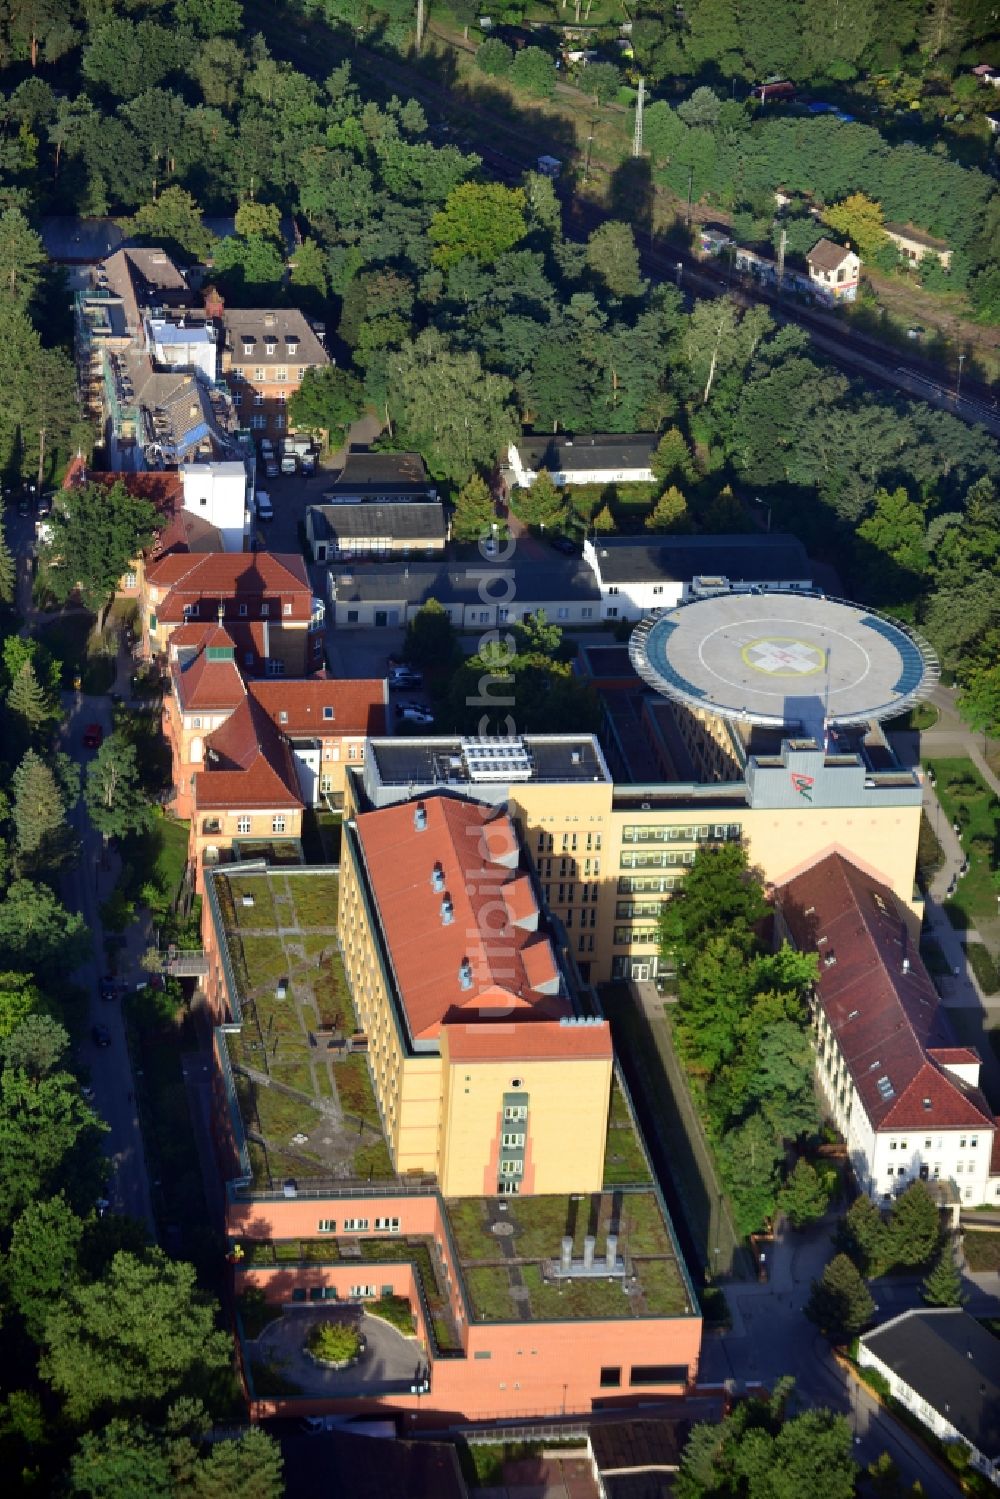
[476,37,512,75]
[306,1320,362,1364]
[371,1294,416,1335]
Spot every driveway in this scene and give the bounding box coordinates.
[249,1305,422,1398]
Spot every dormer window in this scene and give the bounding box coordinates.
[283,602,292,617]
[323,706,334,720]
[279,710,288,724]
[241,337,254,356]
[286,334,299,355]
[261,602,269,616]
[239,603,248,617]
[264,338,277,356]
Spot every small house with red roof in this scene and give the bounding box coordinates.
[777,852,998,1211]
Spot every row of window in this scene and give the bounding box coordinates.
[616,901,663,919]
[231,815,287,836]
[618,875,683,894]
[620,851,695,871]
[232,365,292,381]
[182,600,294,619]
[621,823,742,845]
[613,927,659,947]
[538,861,602,881]
[563,908,599,929]
[889,1136,979,1151]
[315,1216,401,1234]
[503,1105,527,1121]
[499,1159,524,1176]
[234,389,286,407]
[536,832,603,854]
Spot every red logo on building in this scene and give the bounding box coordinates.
[790,773,815,802]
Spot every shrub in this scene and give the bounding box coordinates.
[306,1320,362,1364]
[476,38,512,76]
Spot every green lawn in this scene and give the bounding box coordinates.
[924,759,999,927]
[962,1231,1000,1272]
[227,877,278,930]
[284,873,340,927]
[603,1077,653,1186]
[332,1052,381,1127]
[966,943,1000,995]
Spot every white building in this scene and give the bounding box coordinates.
[777,852,999,1211]
[860,1310,1000,1486]
[581,535,813,622]
[145,314,218,384]
[805,238,861,302]
[180,461,249,552]
[507,434,656,490]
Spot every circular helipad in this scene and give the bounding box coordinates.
[629,592,938,728]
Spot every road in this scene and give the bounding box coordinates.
[245,4,1000,437]
[699,1217,995,1498]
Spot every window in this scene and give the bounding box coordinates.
[557,607,569,620]
[960,1138,967,1149]
[239,602,248,617]
[237,816,251,835]
[251,415,266,429]
[124,570,137,589]
[261,602,270,616]
[970,1137,978,1148]
[267,658,286,675]
[499,1159,523,1176]
[274,413,285,430]
[253,392,264,406]
[503,1105,527,1121]
[275,367,287,382]
[343,1218,369,1232]
[253,367,265,380]
[607,607,618,619]
[349,1284,377,1297]
[374,1217,400,1232]
[502,1132,525,1147]
[600,1367,622,1388]
[278,710,288,724]
[629,1365,688,1387]
[323,706,334,720]
[320,773,333,793]
[317,1219,336,1233]
[191,716,202,729]
[283,602,292,617]
[272,815,286,834]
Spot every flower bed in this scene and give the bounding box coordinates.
[305,1319,364,1369]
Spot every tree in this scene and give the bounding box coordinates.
[0,878,89,979]
[5,0,77,70]
[429,182,528,269]
[403,598,458,670]
[958,663,1000,737]
[40,1249,233,1423]
[0,1013,68,1076]
[889,1181,942,1268]
[211,233,285,301]
[592,503,615,532]
[514,609,562,656]
[81,19,180,102]
[0,519,15,605]
[584,61,622,105]
[922,1237,966,1307]
[510,469,569,532]
[452,474,500,543]
[190,1428,284,1499]
[69,1420,174,1499]
[287,367,364,441]
[919,0,967,61]
[476,38,513,76]
[717,1112,783,1236]
[822,193,888,259]
[650,427,695,484]
[510,46,556,98]
[838,1193,894,1278]
[85,735,154,844]
[0,1067,105,1231]
[585,221,643,299]
[0,207,45,310]
[12,748,73,869]
[0,972,43,1040]
[6,1194,84,1338]
[807,1252,876,1342]
[289,236,328,307]
[646,485,691,532]
[779,1158,831,1228]
[41,480,158,612]
[175,0,243,37]
[123,188,217,262]
[658,843,768,966]
[381,330,519,486]
[677,86,722,129]
[6,659,57,735]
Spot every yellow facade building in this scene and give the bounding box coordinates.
[339,792,613,1195]
[346,731,923,986]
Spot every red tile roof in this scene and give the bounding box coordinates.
[172,628,246,711]
[148,552,312,621]
[354,795,569,1044]
[778,853,992,1133]
[927,1048,981,1067]
[249,678,387,737]
[444,1019,612,1063]
[196,695,302,811]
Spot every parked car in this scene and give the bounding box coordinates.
[396,702,435,725]
[260,438,275,459]
[81,1085,96,1102]
[264,458,279,479]
[83,723,104,749]
[91,1023,112,1048]
[280,454,298,475]
[256,491,274,522]
[99,975,117,1002]
[300,451,316,476]
[548,534,579,555]
[388,667,423,688]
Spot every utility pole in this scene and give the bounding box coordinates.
[956,351,965,405]
[632,76,644,158]
[416,0,425,51]
[685,164,694,226]
[776,228,787,292]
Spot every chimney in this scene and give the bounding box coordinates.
[413,802,427,831]
[902,958,910,974]
[441,896,454,926]
[430,861,445,892]
[583,1235,595,1270]
[458,958,473,991]
[606,1233,618,1269]
[560,1236,573,1271]
[203,284,224,319]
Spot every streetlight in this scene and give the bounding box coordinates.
[752,495,771,533]
[675,261,683,288]
[957,352,965,405]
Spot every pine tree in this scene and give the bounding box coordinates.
[838,1193,893,1277]
[12,750,66,858]
[510,468,568,532]
[889,1181,942,1268]
[452,474,500,544]
[779,1158,831,1229]
[646,485,691,533]
[592,503,616,533]
[0,518,15,605]
[650,426,695,484]
[6,660,57,733]
[806,1253,875,1342]
[922,1237,966,1307]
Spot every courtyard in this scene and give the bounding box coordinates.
[245,1304,420,1399]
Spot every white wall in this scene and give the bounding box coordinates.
[507,443,653,489]
[858,1341,999,1483]
[180,462,249,551]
